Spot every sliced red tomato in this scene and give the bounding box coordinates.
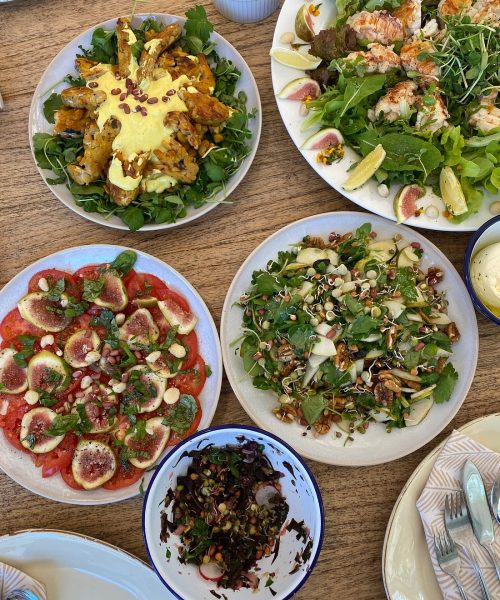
[0,308,44,342]
[3,427,28,452]
[163,289,191,313]
[178,330,198,370]
[34,433,78,477]
[55,313,93,347]
[0,394,30,452]
[169,356,206,397]
[149,305,170,337]
[61,464,84,490]
[73,264,102,281]
[102,462,145,490]
[125,273,169,302]
[121,269,137,289]
[28,269,80,299]
[167,395,202,446]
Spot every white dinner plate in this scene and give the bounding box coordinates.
[0,245,222,504]
[29,14,261,231]
[382,413,500,599]
[271,0,495,232]
[0,529,171,599]
[220,211,478,466]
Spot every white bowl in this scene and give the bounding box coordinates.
[142,424,324,600]
[213,0,281,23]
[0,244,222,504]
[29,14,262,231]
[220,211,479,466]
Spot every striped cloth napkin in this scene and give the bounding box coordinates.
[0,562,46,600]
[416,430,500,600]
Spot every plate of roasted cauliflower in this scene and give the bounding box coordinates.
[29,8,261,231]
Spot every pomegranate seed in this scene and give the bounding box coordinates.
[388,269,396,280]
[147,97,158,104]
[115,73,121,80]
[141,107,148,116]
[415,342,425,351]
[125,78,132,88]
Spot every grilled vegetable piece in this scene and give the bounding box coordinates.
[164,112,202,149]
[124,416,170,467]
[93,272,128,310]
[179,90,232,126]
[153,139,199,184]
[71,440,117,489]
[64,329,101,368]
[18,292,71,332]
[27,350,71,393]
[61,87,107,110]
[137,23,182,82]
[53,107,89,138]
[0,348,28,394]
[20,407,65,453]
[67,118,120,185]
[116,17,134,78]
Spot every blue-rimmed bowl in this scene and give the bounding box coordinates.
[142,425,324,600]
[464,215,500,325]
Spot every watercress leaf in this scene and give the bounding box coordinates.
[350,315,380,335]
[43,93,63,124]
[121,206,145,232]
[394,268,418,301]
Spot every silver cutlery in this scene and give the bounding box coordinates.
[491,475,500,525]
[434,530,471,600]
[5,591,39,600]
[463,461,500,581]
[445,491,493,600]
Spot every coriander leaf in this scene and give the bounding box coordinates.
[288,324,316,353]
[162,394,198,435]
[43,93,63,124]
[301,394,327,426]
[110,250,137,275]
[253,271,277,295]
[344,294,364,315]
[431,331,452,352]
[433,363,458,404]
[184,5,213,44]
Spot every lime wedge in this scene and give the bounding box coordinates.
[270,47,322,70]
[342,144,386,191]
[439,166,468,216]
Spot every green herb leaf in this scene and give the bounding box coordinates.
[45,414,80,436]
[433,363,458,404]
[301,394,328,426]
[82,278,104,302]
[162,394,198,435]
[43,93,63,124]
[184,5,214,45]
[110,250,137,275]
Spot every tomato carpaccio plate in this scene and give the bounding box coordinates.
[0,250,208,492]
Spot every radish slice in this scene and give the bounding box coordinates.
[255,484,281,507]
[199,561,224,582]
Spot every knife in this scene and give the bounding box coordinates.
[463,460,500,581]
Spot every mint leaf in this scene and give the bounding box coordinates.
[82,277,104,302]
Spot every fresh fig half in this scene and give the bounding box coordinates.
[125,366,166,413]
[64,329,101,368]
[93,272,128,311]
[20,407,65,453]
[124,416,170,468]
[393,183,426,223]
[278,77,320,101]
[27,350,71,393]
[295,3,315,42]
[133,296,158,308]
[0,348,28,394]
[74,385,118,433]
[18,292,71,333]
[302,128,344,150]
[119,308,159,349]
[71,440,117,490]
[157,298,197,335]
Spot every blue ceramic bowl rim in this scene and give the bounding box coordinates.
[463,214,500,326]
[141,423,325,600]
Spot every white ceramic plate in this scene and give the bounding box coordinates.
[29,14,261,231]
[271,0,495,232]
[143,425,324,600]
[0,529,172,599]
[220,211,478,466]
[382,413,500,599]
[0,245,222,504]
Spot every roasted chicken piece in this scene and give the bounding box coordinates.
[53,107,89,138]
[117,17,134,78]
[346,43,401,73]
[75,58,116,80]
[153,139,199,183]
[369,80,418,122]
[106,151,149,206]
[346,10,404,44]
[469,91,500,133]
[468,0,500,25]
[179,90,231,126]
[137,23,182,82]
[393,0,422,36]
[415,92,449,133]
[438,0,472,15]
[67,118,120,185]
[61,87,106,110]
[164,111,203,149]
[191,54,216,94]
[400,40,440,81]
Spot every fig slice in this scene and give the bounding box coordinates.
[0,348,28,394]
[119,308,159,349]
[133,296,158,308]
[27,350,71,393]
[302,128,344,150]
[125,366,166,413]
[295,3,315,42]
[64,329,101,368]
[393,183,426,223]
[20,407,65,453]
[124,416,170,468]
[157,298,197,335]
[93,272,128,311]
[278,77,320,101]
[73,385,118,433]
[72,439,117,490]
[18,292,71,333]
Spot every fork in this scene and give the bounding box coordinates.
[434,530,471,600]
[445,491,493,600]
